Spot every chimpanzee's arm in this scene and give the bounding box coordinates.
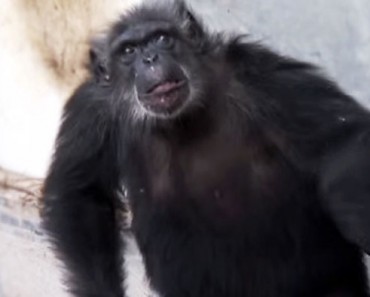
[42,82,124,297]
[320,129,370,254]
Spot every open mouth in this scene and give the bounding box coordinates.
[141,80,188,113]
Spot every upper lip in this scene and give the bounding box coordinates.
[146,80,186,95]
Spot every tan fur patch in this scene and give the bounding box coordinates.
[16,0,140,94]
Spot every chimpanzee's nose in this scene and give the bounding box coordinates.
[143,52,158,64]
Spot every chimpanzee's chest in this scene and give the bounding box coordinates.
[124,135,329,297]
[127,131,301,229]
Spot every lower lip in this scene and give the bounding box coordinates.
[149,80,186,96]
[141,83,188,112]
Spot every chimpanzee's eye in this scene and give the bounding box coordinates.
[120,44,137,64]
[122,44,136,56]
[153,33,174,49]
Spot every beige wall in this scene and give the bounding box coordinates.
[0,0,141,178]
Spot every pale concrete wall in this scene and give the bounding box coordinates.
[188,0,370,108]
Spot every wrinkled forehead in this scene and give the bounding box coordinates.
[110,20,176,49]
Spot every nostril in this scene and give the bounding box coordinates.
[143,53,158,64]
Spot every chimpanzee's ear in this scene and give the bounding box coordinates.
[177,1,206,44]
[89,37,111,87]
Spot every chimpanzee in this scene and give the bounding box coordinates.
[42,1,370,296]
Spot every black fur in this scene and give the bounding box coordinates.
[42,1,370,297]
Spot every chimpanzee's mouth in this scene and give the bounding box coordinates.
[140,80,188,114]
[146,80,186,96]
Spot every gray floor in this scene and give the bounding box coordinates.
[0,191,369,297]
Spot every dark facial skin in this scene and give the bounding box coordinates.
[110,22,192,117]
